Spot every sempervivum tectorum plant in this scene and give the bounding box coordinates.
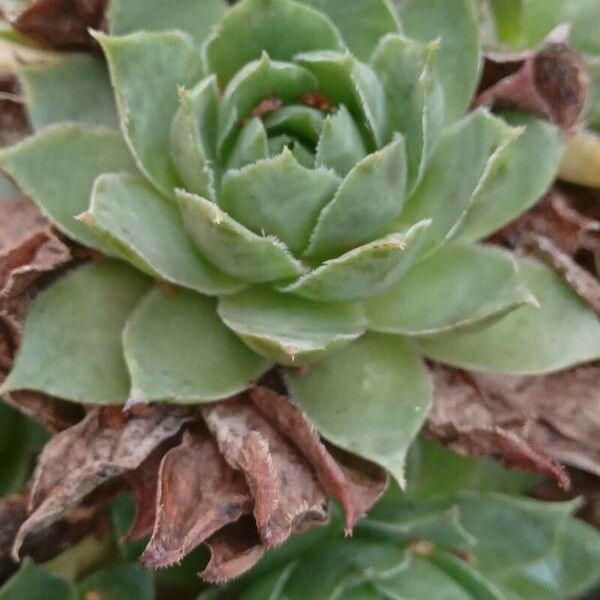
[2,0,600,586]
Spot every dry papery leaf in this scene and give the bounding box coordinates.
[427,362,600,486]
[476,25,588,129]
[0,73,29,148]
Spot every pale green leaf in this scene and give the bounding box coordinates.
[417,258,600,374]
[219,148,339,253]
[177,189,308,282]
[95,30,204,195]
[394,109,519,258]
[305,137,407,258]
[295,50,389,147]
[124,287,269,403]
[170,77,219,199]
[18,54,118,130]
[457,112,565,241]
[371,33,444,189]
[558,129,600,189]
[108,0,227,45]
[267,134,315,168]
[284,223,430,302]
[217,286,365,364]
[400,0,480,122]
[315,105,368,177]
[264,105,325,146]
[0,124,136,252]
[0,172,18,198]
[82,172,243,295]
[225,117,269,171]
[0,261,150,405]
[300,0,400,61]
[366,243,536,335]
[286,333,431,484]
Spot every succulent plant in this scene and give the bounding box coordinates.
[1,0,600,595]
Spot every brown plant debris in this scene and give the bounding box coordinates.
[476,26,589,129]
[427,362,600,485]
[0,74,29,148]
[11,405,194,559]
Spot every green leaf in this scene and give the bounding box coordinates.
[371,34,444,189]
[394,109,519,258]
[286,333,431,484]
[220,148,339,254]
[417,257,600,374]
[457,112,565,241]
[18,54,118,130]
[295,50,389,147]
[264,105,325,146]
[95,30,204,195]
[108,0,227,45]
[124,287,268,403]
[217,286,365,364]
[82,172,243,295]
[204,0,344,86]
[366,243,536,335]
[217,53,318,155]
[225,117,269,171]
[400,0,480,122]
[0,559,76,600]
[177,190,308,283]
[0,124,136,252]
[0,261,150,405]
[170,77,219,199]
[300,0,400,62]
[315,105,368,177]
[267,134,315,167]
[283,223,430,302]
[77,564,155,600]
[305,137,407,258]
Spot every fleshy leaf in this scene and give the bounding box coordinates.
[305,137,407,259]
[264,105,325,146]
[400,0,480,123]
[366,243,536,335]
[76,564,154,600]
[315,105,368,177]
[218,53,318,155]
[394,109,519,258]
[0,261,150,405]
[417,258,600,374]
[217,286,365,365]
[108,0,227,45]
[225,117,269,171]
[457,112,565,241]
[204,0,344,86]
[283,223,430,302]
[82,172,243,295]
[95,30,204,195]
[371,34,444,189]
[285,333,431,485]
[177,189,308,283]
[295,50,389,147]
[267,134,315,168]
[170,77,219,199]
[0,559,76,600]
[219,148,339,254]
[299,0,400,62]
[18,53,118,130]
[124,287,269,403]
[0,124,136,252]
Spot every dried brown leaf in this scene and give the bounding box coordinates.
[202,397,329,548]
[0,492,27,573]
[12,405,194,559]
[249,385,387,535]
[0,74,29,148]
[141,429,253,569]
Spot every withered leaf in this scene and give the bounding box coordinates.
[0,74,29,149]
[202,397,329,548]
[249,385,387,535]
[0,492,27,576]
[476,26,588,129]
[200,515,265,584]
[141,429,253,569]
[12,405,194,559]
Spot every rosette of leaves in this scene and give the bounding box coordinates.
[2,0,600,501]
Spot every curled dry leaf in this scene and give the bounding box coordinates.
[202,397,329,548]
[0,74,29,148]
[249,385,387,535]
[428,362,600,482]
[0,492,27,579]
[141,428,253,569]
[12,404,194,559]
[476,26,589,129]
